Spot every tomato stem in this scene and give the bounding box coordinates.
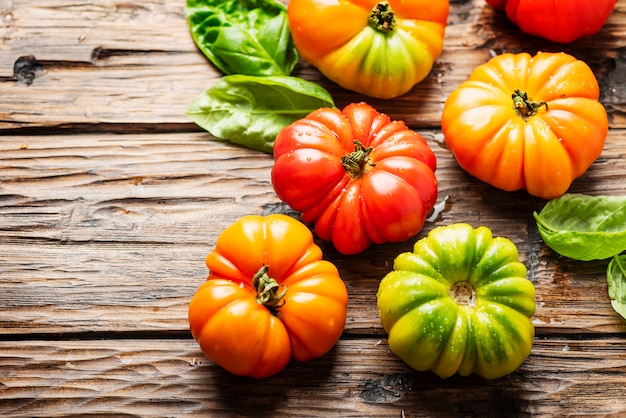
[369,1,396,32]
[341,140,375,179]
[252,265,287,313]
[512,89,548,120]
[448,281,476,308]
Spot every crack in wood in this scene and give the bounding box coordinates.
[8,49,190,87]
[0,122,199,135]
[90,46,188,65]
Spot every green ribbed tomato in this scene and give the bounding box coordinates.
[377,223,536,379]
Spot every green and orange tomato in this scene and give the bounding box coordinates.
[287,0,449,98]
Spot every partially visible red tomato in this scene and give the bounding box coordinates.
[486,0,617,43]
[271,102,438,255]
[188,214,348,379]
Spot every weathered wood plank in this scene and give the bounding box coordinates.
[2,338,626,417]
[1,131,625,336]
[2,0,626,415]
[1,0,625,130]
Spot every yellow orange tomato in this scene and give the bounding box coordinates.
[441,52,608,199]
[188,214,348,379]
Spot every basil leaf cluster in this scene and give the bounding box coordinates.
[187,75,335,153]
[185,0,336,152]
[186,0,298,76]
[534,193,626,320]
[533,193,626,261]
[607,255,626,320]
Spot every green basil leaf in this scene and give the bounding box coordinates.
[607,255,626,320]
[187,74,335,153]
[533,193,626,261]
[186,0,298,76]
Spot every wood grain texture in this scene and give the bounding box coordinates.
[2,338,626,417]
[1,131,625,336]
[1,0,626,416]
[1,0,625,129]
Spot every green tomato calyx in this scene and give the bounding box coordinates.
[252,265,287,314]
[512,89,548,120]
[341,140,376,179]
[448,281,477,307]
[369,1,396,32]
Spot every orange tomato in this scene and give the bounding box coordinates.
[188,214,348,379]
[441,52,608,199]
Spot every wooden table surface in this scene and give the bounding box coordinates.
[1,0,626,416]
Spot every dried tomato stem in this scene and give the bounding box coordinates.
[512,89,548,120]
[341,140,375,179]
[252,265,286,313]
[448,281,477,308]
[369,1,396,32]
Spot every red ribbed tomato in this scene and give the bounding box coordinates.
[271,102,438,255]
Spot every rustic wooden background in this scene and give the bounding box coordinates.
[1,0,626,416]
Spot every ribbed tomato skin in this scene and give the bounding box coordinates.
[441,52,608,199]
[272,102,438,255]
[377,223,536,379]
[287,0,449,98]
[188,214,348,379]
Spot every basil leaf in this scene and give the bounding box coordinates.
[607,255,626,320]
[533,193,626,261]
[187,74,335,153]
[186,0,298,76]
